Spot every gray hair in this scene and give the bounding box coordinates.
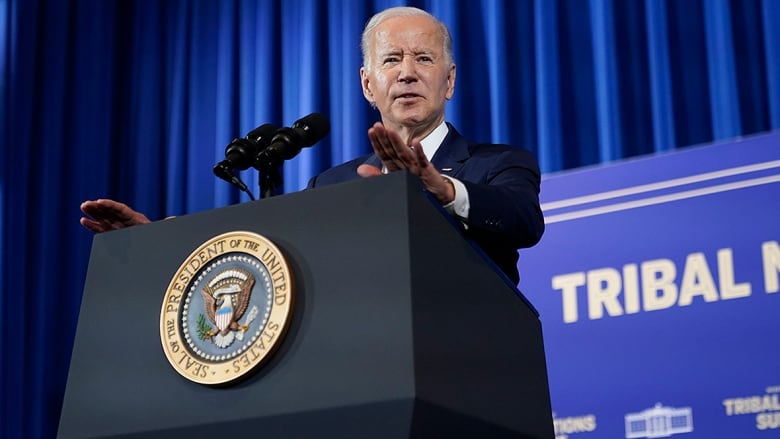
[361,7,454,71]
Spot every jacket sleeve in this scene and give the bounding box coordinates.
[458,146,545,249]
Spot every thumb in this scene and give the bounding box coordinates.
[357,164,382,178]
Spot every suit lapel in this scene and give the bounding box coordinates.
[362,154,383,169]
[431,124,470,177]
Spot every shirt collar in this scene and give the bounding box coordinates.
[419,121,449,161]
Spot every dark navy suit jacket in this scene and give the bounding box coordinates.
[307,124,544,285]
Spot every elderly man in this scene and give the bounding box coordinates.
[80,6,544,285]
[307,7,544,284]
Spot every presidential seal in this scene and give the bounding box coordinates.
[159,231,293,385]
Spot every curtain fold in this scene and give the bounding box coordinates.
[645,0,675,152]
[704,0,741,139]
[2,0,778,436]
[590,0,621,162]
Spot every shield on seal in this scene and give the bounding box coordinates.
[215,304,233,332]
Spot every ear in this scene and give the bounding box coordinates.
[445,64,456,100]
[360,67,374,103]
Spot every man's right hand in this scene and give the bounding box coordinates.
[362,122,455,205]
[79,199,151,233]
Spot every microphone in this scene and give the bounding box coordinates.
[215,123,277,172]
[213,123,277,197]
[254,113,330,170]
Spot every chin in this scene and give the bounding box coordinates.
[391,110,428,126]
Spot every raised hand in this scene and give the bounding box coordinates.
[79,199,151,233]
[360,122,454,204]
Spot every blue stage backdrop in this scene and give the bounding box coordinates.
[521,132,780,438]
[2,0,780,437]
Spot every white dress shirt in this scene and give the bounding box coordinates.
[418,122,470,221]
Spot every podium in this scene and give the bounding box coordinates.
[58,172,553,438]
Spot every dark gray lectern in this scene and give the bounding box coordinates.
[58,172,553,438]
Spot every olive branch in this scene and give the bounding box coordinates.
[196,314,213,340]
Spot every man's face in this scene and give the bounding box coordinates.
[361,15,456,135]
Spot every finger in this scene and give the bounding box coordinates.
[80,200,93,214]
[97,199,150,225]
[369,124,407,171]
[82,204,132,230]
[412,141,429,168]
[89,205,122,224]
[79,217,109,233]
[357,164,382,178]
[368,125,400,170]
[80,200,104,218]
[398,141,425,173]
[381,132,411,170]
[96,198,130,211]
[95,199,135,222]
[81,199,120,220]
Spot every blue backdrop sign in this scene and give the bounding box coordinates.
[520,132,780,438]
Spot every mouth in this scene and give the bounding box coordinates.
[395,93,422,101]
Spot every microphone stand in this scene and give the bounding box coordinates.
[258,164,283,199]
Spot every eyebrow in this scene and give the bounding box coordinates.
[378,49,436,57]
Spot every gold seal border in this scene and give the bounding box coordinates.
[159,231,293,385]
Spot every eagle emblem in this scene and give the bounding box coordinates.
[199,268,257,348]
[161,231,293,385]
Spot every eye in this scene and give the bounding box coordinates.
[382,56,400,65]
[417,55,434,64]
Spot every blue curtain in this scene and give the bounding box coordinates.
[1,0,778,436]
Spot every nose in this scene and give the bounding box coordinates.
[397,55,417,83]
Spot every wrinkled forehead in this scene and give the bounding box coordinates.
[370,16,444,54]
